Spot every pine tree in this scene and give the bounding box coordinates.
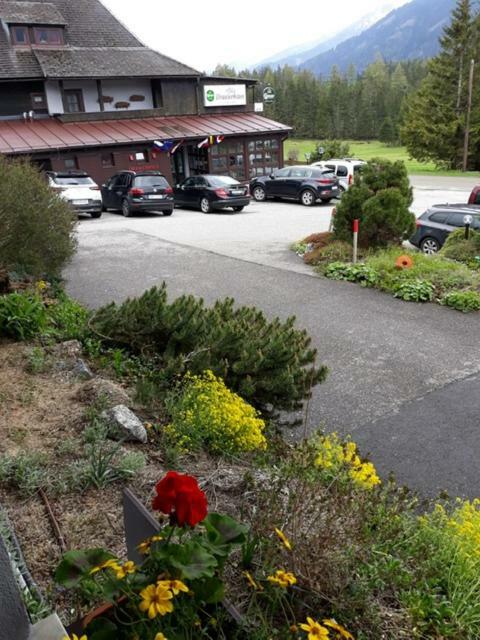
[401,0,480,169]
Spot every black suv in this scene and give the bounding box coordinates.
[250,166,339,206]
[410,204,480,253]
[101,171,174,217]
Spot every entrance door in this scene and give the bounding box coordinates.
[171,149,186,186]
[187,144,209,175]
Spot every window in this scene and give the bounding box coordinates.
[134,151,149,162]
[429,212,448,223]
[10,26,29,45]
[248,138,281,178]
[101,153,115,168]
[210,140,246,180]
[113,174,131,188]
[30,93,47,110]
[447,213,468,227]
[274,168,290,178]
[64,158,78,170]
[33,28,64,46]
[133,175,169,188]
[64,89,85,113]
[336,165,348,177]
[290,168,307,178]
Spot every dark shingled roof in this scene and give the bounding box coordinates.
[35,47,199,79]
[0,0,200,79]
[0,1,66,24]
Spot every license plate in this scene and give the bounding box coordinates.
[148,194,165,199]
[73,199,89,205]
[231,189,244,195]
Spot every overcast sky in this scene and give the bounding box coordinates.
[101,0,409,72]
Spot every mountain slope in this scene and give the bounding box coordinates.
[255,2,402,69]
[300,0,456,76]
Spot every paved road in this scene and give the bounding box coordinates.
[65,179,480,498]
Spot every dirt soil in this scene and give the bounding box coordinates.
[0,340,254,618]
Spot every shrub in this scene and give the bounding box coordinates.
[333,158,415,248]
[90,284,327,414]
[393,279,435,302]
[166,370,267,455]
[324,262,379,287]
[309,140,351,163]
[0,156,77,276]
[0,292,47,340]
[441,290,480,312]
[48,291,90,341]
[361,188,416,247]
[440,228,480,265]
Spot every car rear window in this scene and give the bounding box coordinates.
[133,175,169,188]
[53,176,95,185]
[208,176,239,187]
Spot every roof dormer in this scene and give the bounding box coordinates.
[0,1,66,47]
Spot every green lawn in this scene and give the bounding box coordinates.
[284,139,480,177]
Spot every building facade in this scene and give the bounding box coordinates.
[0,0,290,185]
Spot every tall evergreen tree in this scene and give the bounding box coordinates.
[401,0,480,169]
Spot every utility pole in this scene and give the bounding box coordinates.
[463,58,475,172]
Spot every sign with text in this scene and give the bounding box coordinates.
[204,84,247,107]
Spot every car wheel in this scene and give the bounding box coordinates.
[122,199,132,217]
[233,206,244,212]
[200,197,211,214]
[163,209,173,217]
[300,189,316,206]
[337,186,346,198]
[252,186,266,202]
[90,211,102,219]
[420,237,440,254]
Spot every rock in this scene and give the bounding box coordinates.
[101,405,147,444]
[72,359,94,380]
[49,340,82,359]
[76,378,131,408]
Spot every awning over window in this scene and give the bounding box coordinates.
[0,113,291,155]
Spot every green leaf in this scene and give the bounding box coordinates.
[55,549,115,588]
[203,513,248,548]
[87,618,118,640]
[191,576,225,604]
[168,541,218,580]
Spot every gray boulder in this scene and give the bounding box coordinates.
[101,405,147,444]
[77,378,131,407]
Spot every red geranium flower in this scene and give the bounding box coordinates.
[152,471,208,527]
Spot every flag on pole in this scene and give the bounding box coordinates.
[197,135,225,149]
[153,139,174,152]
[170,139,184,155]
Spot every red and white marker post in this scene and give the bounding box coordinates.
[353,219,359,264]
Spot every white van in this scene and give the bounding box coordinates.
[310,158,366,194]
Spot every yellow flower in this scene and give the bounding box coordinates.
[154,634,168,640]
[267,569,297,588]
[115,561,136,579]
[244,571,262,590]
[299,617,330,640]
[63,635,87,640]
[90,558,120,575]
[158,579,189,595]
[323,619,354,639]
[139,583,174,619]
[275,527,292,551]
[36,280,48,291]
[137,535,163,555]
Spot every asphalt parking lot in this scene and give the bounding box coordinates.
[66,174,480,498]
[74,175,476,274]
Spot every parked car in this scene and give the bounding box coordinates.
[468,185,480,204]
[250,166,339,206]
[101,171,174,217]
[410,204,480,253]
[310,159,366,193]
[47,170,103,218]
[174,175,250,213]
